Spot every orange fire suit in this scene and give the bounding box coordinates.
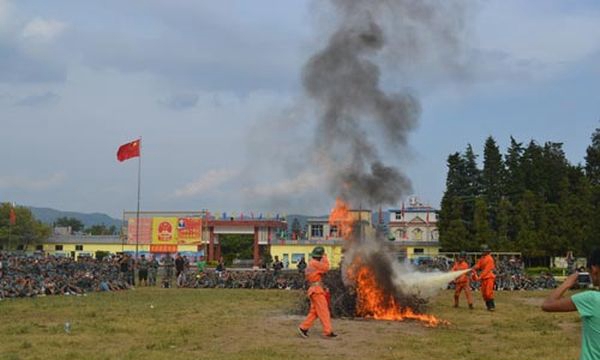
[473,254,496,302]
[299,255,333,335]
[451,260,473,306]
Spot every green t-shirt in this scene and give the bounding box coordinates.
[196,260,206,273]
[572,290,600,360]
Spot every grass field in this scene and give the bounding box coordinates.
[0,288,582,360]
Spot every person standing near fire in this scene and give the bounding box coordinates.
[298,246,337,338]
[451,251,473,309]
[473,245,496,311]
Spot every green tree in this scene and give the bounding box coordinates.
[0,203,51,250]
[585,128,600,186]
[54,217,84,233]
[86,224,117,235]
[438,152,466,236]
[514,191,542,256]
[496,198,512,250]
[482,136,505,207]
[504,136,525,201]
[472,197,494,248]
[219,234,254,265]
[439,198,470,251]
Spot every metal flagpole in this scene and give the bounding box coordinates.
[136,137,142,259]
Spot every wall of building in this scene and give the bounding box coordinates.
[270,244,343,269]
[40,242,199,259]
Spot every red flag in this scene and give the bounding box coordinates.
[9,207,16,225]
[117,139,141,162]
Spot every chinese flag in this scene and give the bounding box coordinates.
[9,207,16,225]
[117,139,141,162]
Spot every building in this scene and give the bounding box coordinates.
[269,239,344,270]
[387,197,440,261]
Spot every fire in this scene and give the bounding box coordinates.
[353,266,445,327]
[329,198,354,239]
[329,199,446,327]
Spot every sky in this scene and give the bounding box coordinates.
[1,0,600,218]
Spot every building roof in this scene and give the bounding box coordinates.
[389,241,439,247]
[388,207,438,213]
[46,235,122,244]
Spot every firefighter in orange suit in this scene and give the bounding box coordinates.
[473,245,496,311]
[452,251,473,309]
[298,246,337,338]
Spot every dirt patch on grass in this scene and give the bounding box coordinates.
[517,296,544,307]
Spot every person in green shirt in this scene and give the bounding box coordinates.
[542,248,600,360]
[196,255,206,273]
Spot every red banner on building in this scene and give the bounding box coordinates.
[127,218,152,244]
[150,244,178,253]
[177,217,202,244]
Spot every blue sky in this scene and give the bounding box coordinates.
[1,0,599,218]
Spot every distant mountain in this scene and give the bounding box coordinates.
[28,206,122,229]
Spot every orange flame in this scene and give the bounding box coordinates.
[351,262,446,327]
[329,199,446,327]
[329,198,354,239]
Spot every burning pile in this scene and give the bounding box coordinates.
[330,198,445,327]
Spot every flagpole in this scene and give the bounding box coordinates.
[136,137,142,260]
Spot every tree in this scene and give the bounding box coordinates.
[585,128,600,186]
[496,198,512,250]
[439,152,466,235]
[504,136,524,201]
[463,144,482,198]
[461,144,482,225]
[482,136,505,231]
[514,191,542,257]
[0,203,51,250]
[86,224,117,235]
[472,197,494,248]
[439,197,470,251]
[540,142,569,203]
[54,217,84,233]
[482,136,505,206]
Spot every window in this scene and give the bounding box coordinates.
[414,248,424,254]
[395,212,403,220]
[330,225,339,237]
[395,229,406,240]
[75,245,84,251]
[55,245,63,251]
[412,228,423,241]
[311,224,323,238]
[35,245,43,251]
[292,253,305,264]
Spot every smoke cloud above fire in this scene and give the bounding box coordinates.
[304,0,467,207]
[317,1,470,318]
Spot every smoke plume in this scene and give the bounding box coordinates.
[309,0,469,315]
[305,0,466,207]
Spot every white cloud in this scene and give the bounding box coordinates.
[243,171,323,198]
[0,172,66,190]
[175,169,238,197]
[22,17,67,41]
[476,1,600,72]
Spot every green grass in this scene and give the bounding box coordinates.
[0,288,582,360]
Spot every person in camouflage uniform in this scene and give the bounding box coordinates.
[137,254,149,286]
[148,255,159,286]
[161,253,175,288]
